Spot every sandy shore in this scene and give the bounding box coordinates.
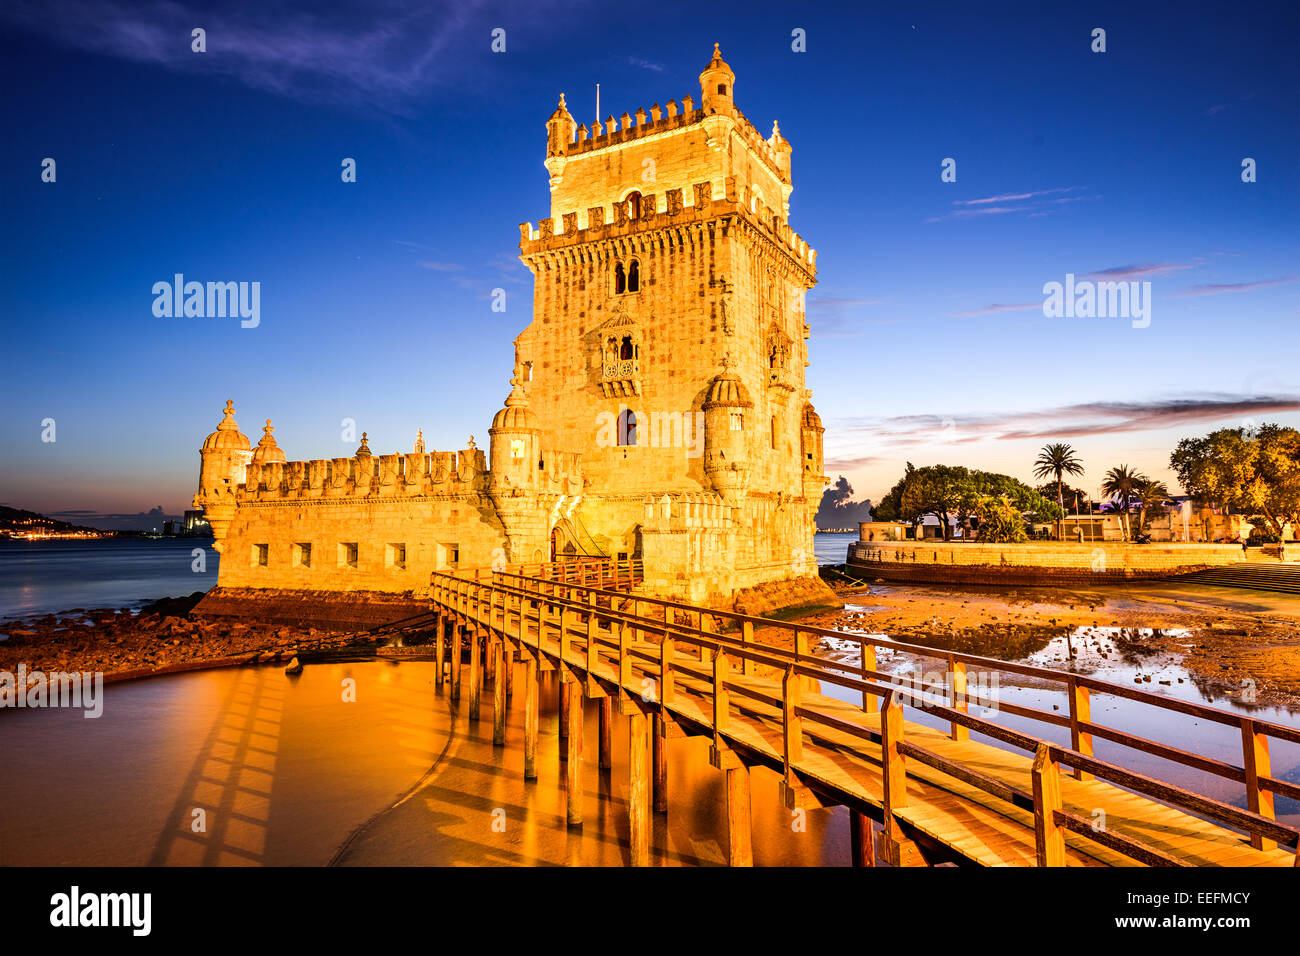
[802,579,1300,707]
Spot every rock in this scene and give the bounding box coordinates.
[284,656,303,675]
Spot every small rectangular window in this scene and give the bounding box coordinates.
[294,543,312,568]
[510,438,526,459]
[730,411,744,431]
[253,543,269,567]
[387,543,406,570]
[339,542,358,568]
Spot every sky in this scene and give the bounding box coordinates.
[1,0,1297,522]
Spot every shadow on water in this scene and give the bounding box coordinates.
[0,660,852,866]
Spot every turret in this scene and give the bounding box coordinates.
[250,419,286,465]
[488,369,545,563]
[699,43,736,115]
[800,401,827,499]
[702,358,754,505]
[194,399,252,551]
[768,120,792,182]
[545,93,576,157]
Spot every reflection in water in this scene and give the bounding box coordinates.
[816,624,1300,828]
[0,661,852,866]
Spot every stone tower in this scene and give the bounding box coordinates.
[515,45,829,608]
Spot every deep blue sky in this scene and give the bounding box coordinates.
[2,0,1297,518]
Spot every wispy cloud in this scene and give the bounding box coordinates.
[950,302,1041,317]
[928,186,1089,223]
[827,395,1300,456]
[1083,262,1197,280]
[623,56,664,72]
[419,261,467,272]
[1176,276,1296,297]
[0,0,567,114]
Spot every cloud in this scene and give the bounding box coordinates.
[419,261,467,272]
[826,395,1300,456]
[928,187,1089,223]
[1083,263,1197,280]
[950,302,1041,317]
[0,0,564,115]
[1176,276,1296,297]
[623,56,664,72]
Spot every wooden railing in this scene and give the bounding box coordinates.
[428,567,1300,866]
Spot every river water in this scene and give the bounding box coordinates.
[2,535,1297,864]
[0,660,848,866]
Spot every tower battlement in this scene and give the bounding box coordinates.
[519,176,816,273]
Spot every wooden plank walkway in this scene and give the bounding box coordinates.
[428,563,1300,867]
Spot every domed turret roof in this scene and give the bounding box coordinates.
[355,432,372,457]
[704,373,753,408]
[491,380,540,431]
[700,42,734,82]
[202,400,251,452]
[250,419,286,464]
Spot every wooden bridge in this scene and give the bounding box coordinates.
[426,560,1300,867]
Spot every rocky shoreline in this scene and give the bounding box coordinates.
[0,592,401,684]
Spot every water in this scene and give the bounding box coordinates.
[0,660,849,866]
[817,605,1300,828]
[0,538,219,621]
[813,530,855,566]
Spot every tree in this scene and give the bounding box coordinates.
[1133,478,1171,540]
[1101,465,1146,540]
[973,495,1028,543]
[1032,443,1085,524]
[872,463,1061,539]
[1171,424,1300,538]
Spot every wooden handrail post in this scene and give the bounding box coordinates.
[1241,718,1275,851]
[586,607,599,675]
[949,656,968,742]
[1031,743,1067,866]
[1067,678,1094,781]
[861,642,877,714]
[713,648,730,732]
[618,621,631,687]
[741,620,755,677]
[559,606,572,670]
[881,689,906,812]
[659,632,674,704]
[492,638,506,746]
[782,665,803,778]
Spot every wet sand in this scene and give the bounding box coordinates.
[806,580,1300,707]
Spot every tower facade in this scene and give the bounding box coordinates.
[515,45,828,606]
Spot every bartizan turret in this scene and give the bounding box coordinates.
[699,44,737,154]
[488,368,545,562]
[544,93,576,193]
[702,357,754,505]
[800,400,827,502]
[194,400,252,551]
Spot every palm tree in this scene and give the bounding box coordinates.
[1133,478,1171,539]
[1033,443,1085,537]
[1101,465,1147,540]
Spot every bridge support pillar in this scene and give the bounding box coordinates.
[726,765,754,867]
[524,656,539,780]
[469,627,482,722]
[451,625,463,701]
[628,711,651,866]
[559,677,570,761]
[434,615,446,691]
[653,715,668,814]
[598,697,613,770]
[850,812,876,867]
[492,639,506,747]
[566,682,584,827]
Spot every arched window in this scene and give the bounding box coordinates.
[618,409,638,446]
[627,190,642,219]
[619,335,634,360]
[770,416,777,450]
[614,261,626,295]
[627,258,640,293]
